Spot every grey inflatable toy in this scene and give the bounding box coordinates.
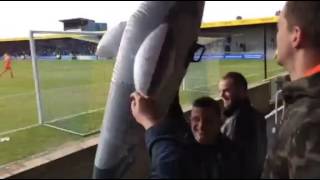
[94,1,204,178]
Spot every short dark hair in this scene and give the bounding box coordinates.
[192,96,221,117]
[285,1,320,48]
[222,72,248,91]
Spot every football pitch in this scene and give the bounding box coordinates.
[0,59,283,166]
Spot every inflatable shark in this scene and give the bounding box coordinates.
[94,1,205,178]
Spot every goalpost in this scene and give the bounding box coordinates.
[29,30,106,136]
[180,36,224,94]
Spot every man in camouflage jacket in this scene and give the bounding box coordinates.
[263,2,320,178]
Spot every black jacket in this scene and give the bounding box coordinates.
[145,120,240,179]
[185,133,241,179]
[221,100,267,178]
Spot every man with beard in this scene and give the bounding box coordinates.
[219,72,267,178]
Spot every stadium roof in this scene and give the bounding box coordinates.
[0,16,279,43]
[0,33,104,43]
[201,16,279,29]
[59,18,94,23]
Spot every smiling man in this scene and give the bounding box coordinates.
[219,72,267,178]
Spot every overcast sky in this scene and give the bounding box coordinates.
[0,1,285,38]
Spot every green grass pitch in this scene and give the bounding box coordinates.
[0,59,283,166]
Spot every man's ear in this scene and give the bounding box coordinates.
[240,89,248,99]
[291,25,303,49]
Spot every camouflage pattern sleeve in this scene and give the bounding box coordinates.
[288,122,320,178]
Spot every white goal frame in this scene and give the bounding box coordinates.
[29,30,105,136]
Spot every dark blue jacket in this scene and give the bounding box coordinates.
[145,118,190,179]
